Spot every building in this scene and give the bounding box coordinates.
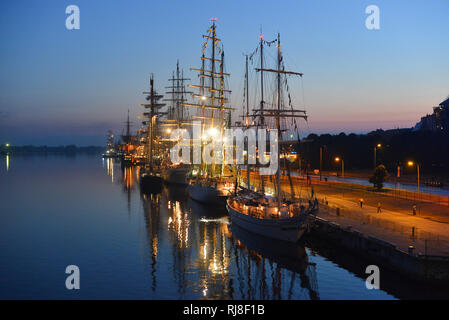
[414,96,449,132]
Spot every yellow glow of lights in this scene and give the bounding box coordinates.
[335,157,340,162]
[166,128,172,134]
[208,127,218,137]
[5,143,10,147]
[407,161,414,166]
[201,96,207,101]
[377,144,382,148]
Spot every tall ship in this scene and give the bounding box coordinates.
[184,19,235,205]
[119,110,137,166]
[226,32,318,243]
[160,61,192,185]
[139,75,166,193]
[102,130,118,158]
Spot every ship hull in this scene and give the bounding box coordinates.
[188,184,226,206]
[140,174,162,194]
[162,166,189,185]
[102,153,119,158]
[226,202,308,243]
[121,157,133,167]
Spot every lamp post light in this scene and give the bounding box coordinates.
[335,157,344,179]
[320,146,323,181]
[374,143,382,169]
[407,161,420,199]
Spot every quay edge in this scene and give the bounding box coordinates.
[307,215,449,284]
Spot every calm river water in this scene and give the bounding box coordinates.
[0,154,443,299]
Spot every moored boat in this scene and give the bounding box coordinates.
[227,190,317,242]
[162,165,190,185]
[227,32,316,242]
[188,182,226,205]
[138,75,166,194]
[183,20,234,206]
[139,169,162,194]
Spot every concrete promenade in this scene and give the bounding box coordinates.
[244,171,449,257]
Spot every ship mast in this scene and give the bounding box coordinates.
[140,75,165,171]
[126,109,131,140]
[254,33,306,211]
[259,32,265,194]
[149,77,155,169]
[276,33,281,212]
[161,61,191,164]
[243,53,251,189]
[184,19,233,179]
[164,61,190,129]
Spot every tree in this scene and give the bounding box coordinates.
[369,165,389,191]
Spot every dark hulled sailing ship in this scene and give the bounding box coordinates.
[139,75,165,193]
[120,110,137,166]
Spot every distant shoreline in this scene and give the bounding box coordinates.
[0,145,104,155]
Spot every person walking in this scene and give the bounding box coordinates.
[359,198,364,208]
[412,204,417,216]
[377,202,382,213]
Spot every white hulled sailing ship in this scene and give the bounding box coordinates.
[160,61,192,185]
[227,33,318,242]
[184,19,235,205]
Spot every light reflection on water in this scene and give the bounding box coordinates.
[3,154,436,299]
[102,158,394,300]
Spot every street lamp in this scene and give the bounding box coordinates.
[319,145,326,181]
[374,143,382,169]
[320,146,323,181]
[335,157,344,179]
[407,161,420,197]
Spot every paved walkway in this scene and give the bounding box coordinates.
[315,196,449,256]
[244,172,449,256]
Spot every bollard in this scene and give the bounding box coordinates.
[408,245,415,255]
[336,207,340,216]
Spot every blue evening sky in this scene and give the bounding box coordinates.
[0,0,448,145]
